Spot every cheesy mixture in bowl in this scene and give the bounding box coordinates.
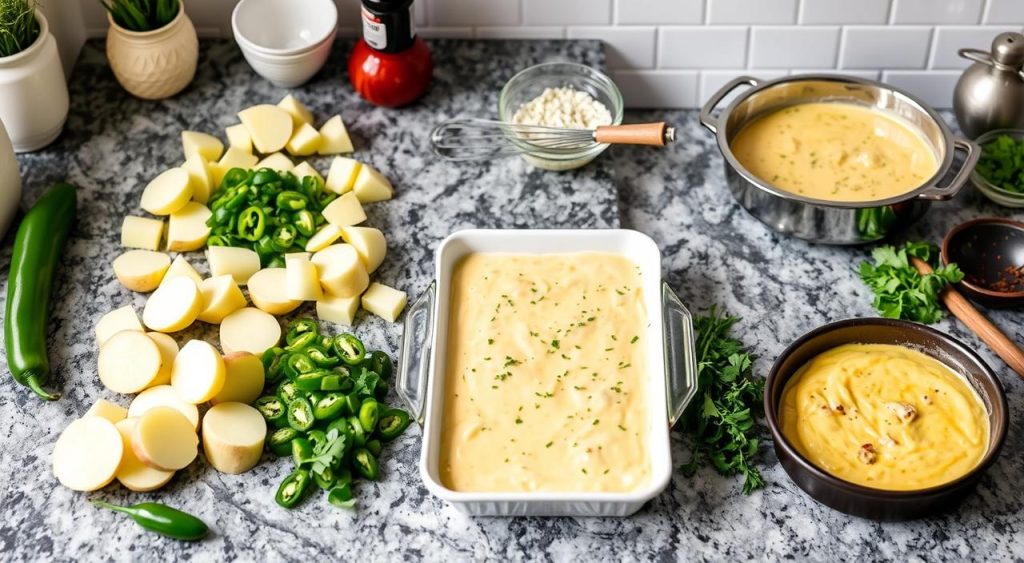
[780,344,989,491]
[439,252,650,493]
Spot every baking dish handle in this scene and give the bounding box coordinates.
[397,281,435,426]
[662,283,698,427]
[915,137,980,201]
[699,76,759,135]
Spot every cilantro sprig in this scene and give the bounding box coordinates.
[858,242,963,324]
[976,134,1024,193]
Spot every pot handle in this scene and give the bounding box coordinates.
[397,281,435,427]
[662,283,699,427]
[916,137,980,201]
[699,76,759,135]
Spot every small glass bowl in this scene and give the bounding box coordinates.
[498,62,624,171]
[970,129,1024,208]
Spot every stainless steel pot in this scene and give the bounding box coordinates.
[699,75,980,245]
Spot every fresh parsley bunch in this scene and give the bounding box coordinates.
[858,242,963,324]
[976,134,1024,193]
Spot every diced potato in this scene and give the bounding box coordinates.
[196,275,247,324]
[311,244,368,298]
[112,250,171,293]
[286,122,322,156]
[202,402,266,474]
[218,146,259,171]
[121,216,164,251]
[361,282,407,322]
[255,151,293,172]
[325,156,361,194]
[96,305,143,347]
[322,192,366,227]
[85,398,128,424]
[147,332,178,387]
[212,353,265,405]
[98,330,164,394]
[292,161,323,184]
[277,94,314,127]
[140,168,193,216]
[220,307,281,355]
[317,115,354,155]
[52,416,124,492]
[132,407,198,471]
[285,252,323,301]
[142,276,203,333]
[305,224,342,252]
[208,162,228,189]
[238,104,293,154]
[167,202,212,252]
[207,246,261,286]
[160,255,203,288]
[316,294,360,326]
[340,226,387,274]
[182,154,213,204]
[171,340,226,404]
[114,418,174,492]
[353,164,394,203]
[246,268,301,315]
[128,385,199,430]
[182,130,224,162]
[225,123,252,153]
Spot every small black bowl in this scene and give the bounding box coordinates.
[942,217,1024,308]
[764,318,1008,521]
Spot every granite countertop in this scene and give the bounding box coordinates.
[1,38,1022,561]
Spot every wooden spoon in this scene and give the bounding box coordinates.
[912,256,1024,379]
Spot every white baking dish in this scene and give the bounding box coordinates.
[396,229,698,517]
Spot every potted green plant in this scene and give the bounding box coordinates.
[0,0,69,152]
[100,0,198,99]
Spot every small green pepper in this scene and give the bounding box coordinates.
[332,334,366,366]
[364,350,393,380]
[347,415,367,447]
[276,190,308,211]
[268,427,300,456]
[236,206,267,241]
[376,408,411,441]
[352,448,380,480]
[287,397,315,432]
[366,438,382,457]
[327,484,357,510]
[291,437,314,468]
[358,398,379,433]
[314,393,346,420]
[275,469,312,508]
[306,345,340,368]
[285,331,318,352]
[294,370,327,392]
[91,501,208,541]
[343,393,361,417]
[277,380,301,404]
[284,353,315,378]
[255,396,288,427]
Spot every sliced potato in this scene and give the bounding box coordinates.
[316,294,360,326]
[140,168,193,216]
[305,223,342,252]
[112,250,171,293]
[182,154,213,204]
[361,282,407,322]
[171,340,226,404]
[220,307,281,355]
[212,352,265,405]
[311,244,369,298]
[160,255,203,288]
[225,123,252,153]
[98,330,163,394]
[121,216,164,251]
[52,416,124,492]
[278,94,314,127]
[128,385,199,430]
[207,246,261,286]
[85,398,128,424]
[292,161,323,184]
[182,130,224,162]
[202,402,266,474]
[114,418,174,492]
[255,151,293,172]
[133,407,198,471]
[238,104,293,154]
[285,252,323,301]
[286,122,322,156]
[340,226,387,274]
[246,268,302,315]
[96,305,144,347]
[147,331,178,387]
[142,276,203,333]
[325,156,360,194]
[196,275,247,324]
[322,192,366,227]
[353,165,394,203]
[317,115,354,155]
[167,202,212,252]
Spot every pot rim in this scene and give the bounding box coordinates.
[107,2,186,38]
[0,10,49,65]
[941,216,1024,299]
[714,73,960,210]
[764,317,1009,498]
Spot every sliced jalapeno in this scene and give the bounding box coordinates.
[254,235,277,266]
[366,439,382,457]
[358,398,379,433]
[270,225,297,252]
[332,334,366,366]
[294,370,326,392]
[252,169,280,186]
[277,380,300,404]
[255,395,288,428]
[343,393,361,417]
[364,350,393,380]
[347,416,367,447]
[268,427,300,456]
[306,345,340,367]
[284,353,315,378]
[293,209,316,236]
[285,331,318,352]
[374,379,389,401]
[236,206,267,241]
[275,469,312,509]
[291,437,314,468]
[222,168,251,189]
[262,347,287,384]
[266,256,285,269]
[286,318,319,345]
[320,374,344,391]
[275,190,308,211]
[286,397,315,432]
[352,448,380,480]
[314,393,346,420]
[376,408,411,441]
[327,483,357,509]
[313,465,337,490]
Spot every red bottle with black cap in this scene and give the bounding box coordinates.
[348,0,433,108]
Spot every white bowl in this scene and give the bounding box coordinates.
[236,28,336,88]
[231,0,337,56]
[397,229,699,517]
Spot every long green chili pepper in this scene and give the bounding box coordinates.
[276,469,312,508]
[91,500,208,541]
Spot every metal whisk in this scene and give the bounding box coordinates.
[430,118,676,161]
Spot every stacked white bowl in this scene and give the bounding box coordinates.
[231,0,338,88]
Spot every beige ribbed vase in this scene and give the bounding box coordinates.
[106,3,198,100]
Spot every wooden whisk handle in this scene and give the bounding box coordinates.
[594,123,673,146]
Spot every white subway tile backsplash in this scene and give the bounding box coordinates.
[749,26,840,68]
[791,69,881,80]
[429,0,519,27]
[798,0,891,25]
[475,26,566,39]
[707,0,797,25]
[614,0,703,25]
[568,27,656,69]
[891,0,983,25]
[416,27,475,39]
[612,70,698,107]
[984,0,1024,24]
[658,27,748,69]
[930,26,1021,68]
[524,0,612,26]
[699,70,786,107]
[881,70,961,107]
[840,26,931,69]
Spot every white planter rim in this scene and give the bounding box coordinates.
[0,10,49,67]
[107,2,186,41]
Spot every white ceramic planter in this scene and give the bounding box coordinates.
[0,11,69,153]
[0,118,22,239]
[106,3,198,100]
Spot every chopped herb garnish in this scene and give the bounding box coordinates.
[545,441,553,448]
[630,335,639,344]
[515,417,523,424]
[551,339,560,349]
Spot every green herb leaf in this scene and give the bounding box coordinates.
[858,242,963,324]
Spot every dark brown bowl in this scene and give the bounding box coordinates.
[941,217,1024,308]
[764,318,1008,520]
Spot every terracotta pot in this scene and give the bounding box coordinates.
[0,10,69,152]
[106,3,198,100]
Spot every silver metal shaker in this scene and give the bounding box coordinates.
[953,32,1024,139]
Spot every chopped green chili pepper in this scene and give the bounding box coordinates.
[320,374,346,391]
[262,347,287,383]
[333,334,366,366]
[293,209,316,236]
[366,439,382,457]
[284,353,315,378]
[255,396,288,428]
[374,379,389,400]
[358,398,379,433]
[343,393,361,417]
[347,416,367,447]
[268,427,300,456]
[277,380,301,404]
[334,467,353,488]
[236,206,267,241]
[275,469,312,509]
[314,393,346,420]
[285,331,318,352]
[270,225,297,252]
[376,408,411,441]
[313,465,337,490]
[252,169,279,186]
[364,351,393,380]
[275,191,308,211]
[222,168,251,188]
[327,484,357,510]
[287,397,315,432]
[286,319,319,345]
[306,345,340,367]
[353,448,380,480]
[294,370,327,392]
[291,438,314,468]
